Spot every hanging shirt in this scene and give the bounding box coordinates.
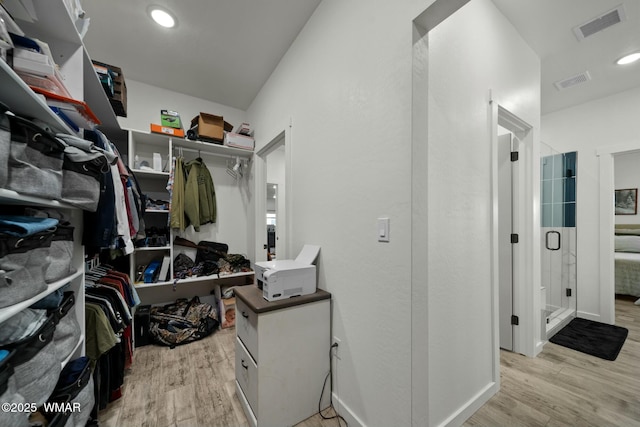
[85,303,118,361]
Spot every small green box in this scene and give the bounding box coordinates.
[160,110,182,129]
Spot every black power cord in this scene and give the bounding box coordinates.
[318,343,348,427]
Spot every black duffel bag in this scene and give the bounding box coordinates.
[149,296,219,348]
[194,241,228,264]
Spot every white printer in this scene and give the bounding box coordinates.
[254,245,320,301]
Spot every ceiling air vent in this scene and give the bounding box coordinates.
[573,5,626,40]
[554,71,591,91]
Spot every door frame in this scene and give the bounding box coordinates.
[596,142,640,324]
[491,101,536,357]
[497,131,515,352]
[254,128,292,262]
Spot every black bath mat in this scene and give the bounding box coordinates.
[549,317,628,361]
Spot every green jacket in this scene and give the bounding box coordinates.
[184,158,216,231]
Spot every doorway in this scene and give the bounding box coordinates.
[255,131,289,262]
[494,105,532,356]
[598,144,640,325]
[498,129,516,351]
[540,143,577,338]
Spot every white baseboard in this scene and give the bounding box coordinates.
[330,381,498,427]
[331,392,366,427]
[577,310,601,323]
[436,381,499,427]
[535,340,546,356]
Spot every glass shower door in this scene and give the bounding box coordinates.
[541,143,577,338]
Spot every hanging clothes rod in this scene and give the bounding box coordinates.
[173,146,250,161]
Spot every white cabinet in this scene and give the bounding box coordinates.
[234,286,331,427]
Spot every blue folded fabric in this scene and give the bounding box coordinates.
[0,349,9,362]
[57,356,90,387]
[0,215,58,237]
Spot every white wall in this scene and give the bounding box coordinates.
[413,0,540,425]
[247,0,539,426]
[615,151,640,225]
[111,2,544,424]
[247,0,428,425]
[117,79,247,134]
[542,86,640,321]
[116,80,252,255]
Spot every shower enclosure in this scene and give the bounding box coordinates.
[540,143,577,339]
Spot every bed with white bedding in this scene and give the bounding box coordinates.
[615,251,640,297]
[614,227,640,299]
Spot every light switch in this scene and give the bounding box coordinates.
[378,217,390,242]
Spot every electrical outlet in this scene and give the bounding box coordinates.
[333,336,341,360]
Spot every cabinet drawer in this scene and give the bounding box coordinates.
[235,337,258,414]
[236,297,258,360]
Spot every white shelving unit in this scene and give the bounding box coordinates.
[122,129,255,303]
[3,0,120,131]
[0,191,86,370]
[0,0,122,378]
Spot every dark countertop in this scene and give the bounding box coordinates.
[235,285,331,313]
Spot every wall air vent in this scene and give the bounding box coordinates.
[554,71,591,91]
[573,5,626,40]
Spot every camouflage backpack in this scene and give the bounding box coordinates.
[149,297,219,348]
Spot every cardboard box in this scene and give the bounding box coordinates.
[224,132,254,151]
[161,110,182,129]
[221,297,236,329]
[190,113,233,143]
[92,60,127,117]
[150,123,185,137]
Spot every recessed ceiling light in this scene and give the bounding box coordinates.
[149,6,176,28]
[616,52,640,65]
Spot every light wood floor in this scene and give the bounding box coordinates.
[99,298,639,427]
[464,297,640,427]
[97,325,340,427]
